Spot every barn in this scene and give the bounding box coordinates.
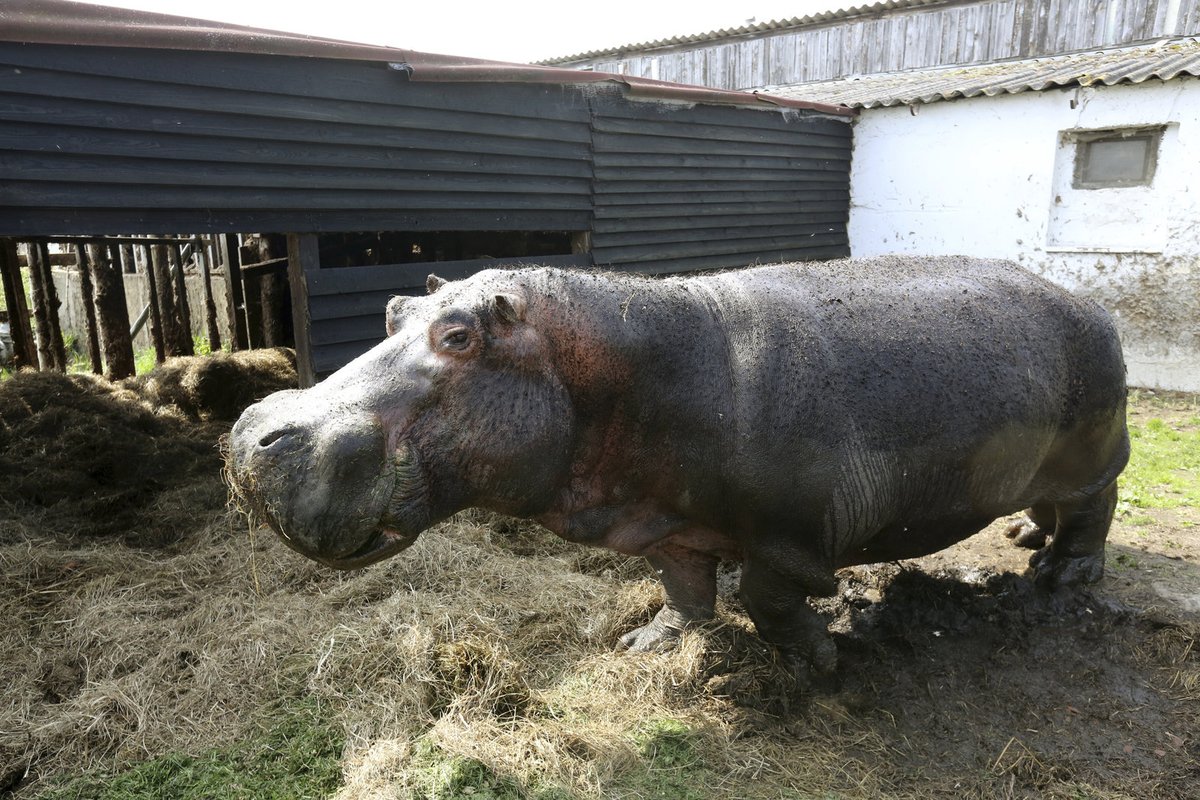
[772,37,1200,393]
[0,0,854,385]
[545,0,1200,392]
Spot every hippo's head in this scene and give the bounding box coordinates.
[226,270,574,569]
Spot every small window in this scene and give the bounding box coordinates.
[1072,127,1162,189]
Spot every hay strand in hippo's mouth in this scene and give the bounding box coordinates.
[219,431,279,537]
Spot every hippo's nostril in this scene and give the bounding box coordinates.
[258,427,300,450]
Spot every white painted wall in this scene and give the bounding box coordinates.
[849,77,1200,391]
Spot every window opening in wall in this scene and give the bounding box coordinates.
[317,230,582,268]
[1071,127,1164,189]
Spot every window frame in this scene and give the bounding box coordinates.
[1070,126,1164,190]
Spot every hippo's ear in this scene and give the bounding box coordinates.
[492,293,527,325]
[384,295,407,337]
[426,274,447,295]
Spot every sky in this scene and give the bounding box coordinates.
[73,0,845,63]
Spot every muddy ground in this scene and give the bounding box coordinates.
[0,363,1196,799]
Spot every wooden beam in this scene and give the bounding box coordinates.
[73,245,103,375]
[90,243,135,380]
[137,244,166,366]
[286,233,317,388]
[170,244,195,356]
[198,240,222,352]
[218,234,248,351]
[0,238,37,369]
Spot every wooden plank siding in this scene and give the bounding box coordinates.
[0,42,852,378]
[588,98,850,274]
[0,43,596,235]
[305,254,590,374]
[564,0,1199,91]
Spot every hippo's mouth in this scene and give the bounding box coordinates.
[315,439,431,569]
[316,526,421,570]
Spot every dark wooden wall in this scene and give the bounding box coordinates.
[0,44,595,235]
[588,96,850,273]
[0,43,851,378]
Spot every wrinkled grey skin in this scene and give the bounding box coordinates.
[228,256,1130,681]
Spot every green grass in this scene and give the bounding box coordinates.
[405,740,528,800]
[398,720,719,800]
[69,335,218,376]
[1121,409,1200,513]
[35,697,343,800]
[621,719,715,800]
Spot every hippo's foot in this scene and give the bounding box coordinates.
[1029,546,1105,590]
[1004,518,1049,550]
[618,606,708,653]
[777,632,839,692]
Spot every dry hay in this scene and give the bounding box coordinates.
[0,350,296,543]
[123,347,296,423]
[2,374,1198,797]
[6,502,1198,798]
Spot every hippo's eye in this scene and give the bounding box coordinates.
[439,327,472,351]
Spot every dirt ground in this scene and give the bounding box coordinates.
[0,364,1196,799]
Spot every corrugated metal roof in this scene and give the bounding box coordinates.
[538,0,940,64]
[0,0,854,116]
[768,37,1200,108]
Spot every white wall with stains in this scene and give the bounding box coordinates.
[849,77,1200,391]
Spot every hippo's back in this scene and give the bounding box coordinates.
[685,256,1127,543]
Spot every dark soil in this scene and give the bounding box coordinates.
[682,551,1200,799]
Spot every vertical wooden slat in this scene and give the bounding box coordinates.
[119,243,135,275]
[26,243,54,371]
[0,238,37,369]
[73,244,103,375]
[138,244,166,366]
[151,244,185,358]
[90,243,136,380]
[286,233,317,388]
[169,243,195,356]
[27,242,67,372]
[198,241,223,352]
[218,234,248,351]
[38,243,68,372]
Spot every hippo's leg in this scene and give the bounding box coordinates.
[738,552,838,684]
[619,545,717,652]
[1029,482,1117,589]
[1004,502,1057,550]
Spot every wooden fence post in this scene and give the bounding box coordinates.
[89,243,135,380]
[0,238,37,369]
[199,240,222,352]
[170,244,194,356]
[73,245,103,375]
[26,242,66,371]
[120,243,135,274]
[151,244,184,357]
[286,233,317,388]
[139,244,166,365]
[38,243,68,372]
[218,234,248,351]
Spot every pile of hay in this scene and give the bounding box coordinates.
[124,348,296,423]
[9,500,1195,798]
[0,348,296,543]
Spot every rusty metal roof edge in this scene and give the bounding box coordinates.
[395,63,857,115]
[0,0,854,117]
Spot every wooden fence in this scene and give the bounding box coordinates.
[0,233,286,379]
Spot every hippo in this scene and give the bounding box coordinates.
[227,256,1129,680]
